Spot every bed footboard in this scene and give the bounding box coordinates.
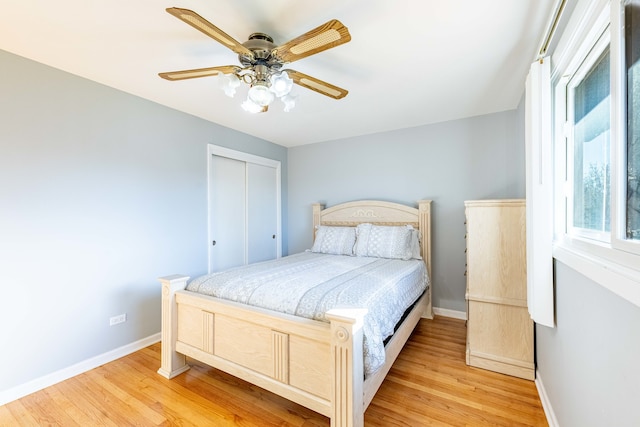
[158,276,368,427]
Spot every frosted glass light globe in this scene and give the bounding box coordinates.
[270,72,293,98]
[248,83,275,106]
[219,73,240,97]
[241,98,264,113]
[281,94,297,112]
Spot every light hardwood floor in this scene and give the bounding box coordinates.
[0,316,548,426]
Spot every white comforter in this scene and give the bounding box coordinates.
[186,252,429,376]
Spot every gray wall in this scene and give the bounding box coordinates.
[0,49,287,393]
[536,262,640,426]
[287,105,526,312]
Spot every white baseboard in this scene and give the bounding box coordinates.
[535,369,559,427]
[433,306,467,320]
[0,333,160,406]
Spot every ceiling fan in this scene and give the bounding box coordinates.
[159,7,351,112]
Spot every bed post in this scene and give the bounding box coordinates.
[312,203,325,241]
[418,200,434,319]
[326,308,368,427]
[158,274,191,379]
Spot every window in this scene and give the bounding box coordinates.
[550,0,640,307]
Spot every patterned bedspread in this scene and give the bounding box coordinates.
[186,252,429,376]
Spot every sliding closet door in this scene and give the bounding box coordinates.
[209,155,246,271]
[247,163,277,263]
[208,145,281,273]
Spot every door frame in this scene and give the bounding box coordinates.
[207,144,282,273]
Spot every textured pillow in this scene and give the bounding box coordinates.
[354,223,414,260]
[311,226,356,255]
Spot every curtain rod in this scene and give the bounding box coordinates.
[538,0,568,62]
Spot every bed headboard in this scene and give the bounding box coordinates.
[312,200,432,280]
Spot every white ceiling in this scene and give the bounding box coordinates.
[0,0,556,147]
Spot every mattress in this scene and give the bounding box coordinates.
[186,251,429,376]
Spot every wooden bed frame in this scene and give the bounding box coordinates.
[158,200,433,427]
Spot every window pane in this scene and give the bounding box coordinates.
[573,49,611,233]
[626,0,640,240]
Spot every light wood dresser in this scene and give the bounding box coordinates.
[464,199,534,380]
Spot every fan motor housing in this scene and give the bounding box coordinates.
[239,33,281,68]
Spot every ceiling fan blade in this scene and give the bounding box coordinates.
[166,7,253,57]
[273,19,351,63]
[285,70,348,99]
[159,65,240,81]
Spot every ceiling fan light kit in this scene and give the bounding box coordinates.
[159,7,351,113]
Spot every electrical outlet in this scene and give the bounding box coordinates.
[109,313,127,326]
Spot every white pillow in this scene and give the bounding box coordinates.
[311,226,356,255]
[354,223,414,260]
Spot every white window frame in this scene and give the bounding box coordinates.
[552,0,640,308]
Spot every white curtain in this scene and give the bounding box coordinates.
[525,58,555,328]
